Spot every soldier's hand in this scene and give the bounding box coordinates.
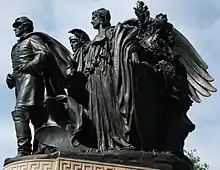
[6,73,16,89]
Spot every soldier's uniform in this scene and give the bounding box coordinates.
[11,28,49,155]
[8,16,79,157]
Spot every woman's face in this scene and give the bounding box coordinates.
[91,14,102,29]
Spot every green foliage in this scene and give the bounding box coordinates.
[185,149,209,170]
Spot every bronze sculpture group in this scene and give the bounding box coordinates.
[6,1,216,160]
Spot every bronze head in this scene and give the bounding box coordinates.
[12,16,34,37]
[68,28,90,52]
[91,8,111,29]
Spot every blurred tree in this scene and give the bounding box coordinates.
[185,149,209,170]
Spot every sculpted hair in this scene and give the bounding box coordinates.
[92,8,111,28]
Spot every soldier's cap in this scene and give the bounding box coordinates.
[12,16,33,28]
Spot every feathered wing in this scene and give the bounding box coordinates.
[172,28,217,103]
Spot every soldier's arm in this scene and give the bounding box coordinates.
[28,35,50,71]
[6,47,17,89]
[18,35,50,75]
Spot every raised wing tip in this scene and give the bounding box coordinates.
[210,86,217,93]
[208,77,214,82]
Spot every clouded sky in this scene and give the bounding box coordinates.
[0,0,219,169]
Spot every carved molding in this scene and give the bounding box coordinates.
[3,160,54,170]
[3,158,158,170]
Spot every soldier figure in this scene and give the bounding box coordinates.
[6,17,49,157]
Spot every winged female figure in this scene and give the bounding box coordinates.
[121,1,217,153]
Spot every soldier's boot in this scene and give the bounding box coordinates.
[12,110,32,157]
[14,120,32,157]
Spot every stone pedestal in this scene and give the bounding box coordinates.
[3,158,156,170]
[3,151,193,170]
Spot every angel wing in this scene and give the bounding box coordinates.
[172,28,217,103]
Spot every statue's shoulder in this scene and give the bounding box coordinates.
[22,32,53,42]
[27,32,49,42]
[121,18,138,27]
[15,32,45,45]
[11,32,40,50]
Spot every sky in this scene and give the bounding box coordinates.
[0,0,219,169]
